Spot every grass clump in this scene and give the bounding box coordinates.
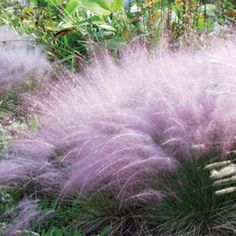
[19,151,236,235]
[147,152,236,235]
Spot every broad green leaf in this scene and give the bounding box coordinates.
[65,0,79,13]
[112,0,123,11]
[78,0,111,15]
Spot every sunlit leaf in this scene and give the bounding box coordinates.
[78,0,111,15]
[98,24,116,31]
[112,0,123,11]
[65,0,79,13]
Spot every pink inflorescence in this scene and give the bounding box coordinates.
[0,26,51,91]
[1,40,236,203]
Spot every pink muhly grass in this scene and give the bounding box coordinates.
[1,40,236,204]
[3,199,52,235]
[0,26,51,91]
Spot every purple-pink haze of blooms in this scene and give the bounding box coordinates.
[0,26,51,91]
[1,40,236,203]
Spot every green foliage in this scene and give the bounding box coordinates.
[36,192,147,235]
[147,151,236,235]
[1,0,235,69]
[16,150,232,235]
[2,149,236,235]
[77,0,112,15]
[0,92,20,118]
[0,92,21,152]
[0,83,40,153]
[41,227,81,236]
[0,124,10,153]
[113,0,124,11]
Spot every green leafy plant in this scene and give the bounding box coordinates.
[1,0,234,69]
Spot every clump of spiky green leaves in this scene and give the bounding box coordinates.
[34,189,147,235]
[145,150,236,235]
[14,150,234,235]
